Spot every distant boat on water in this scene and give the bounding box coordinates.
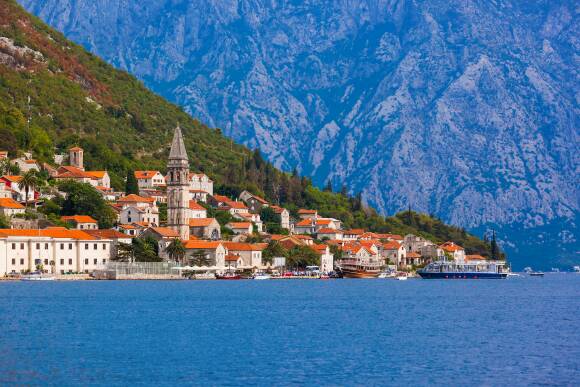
[529,271,544,277]
[573,266,580,273]
[20,272,55,281]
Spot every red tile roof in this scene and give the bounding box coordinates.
[61,215,97,224]
[1,175,23,183]
[317,228,342,234]
[227,222,252,229]
[135,170,161,179]
[189,201,206,211]
[0,198,25,209]
[85,229,132,239]
[149,227,180,238]
[0,228,96,240]
[224,242,267,251]
[189,218,217,227]
[298,209,317,214]
[117,194,155,203]
[184,240,222,249]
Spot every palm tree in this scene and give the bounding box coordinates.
[0,159,11,175]
[166,238,186,264]
[19,170,38,208]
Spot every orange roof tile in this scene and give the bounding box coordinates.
[228,201,248,209]
[1,175,23,183]
[118,194,155,203]
[317,228,342,234]
[85,171,106,179]
[406,251,421,258]
[135,170,161,179]
[344,229,365,235]
[295,235,313,240]
[227,222,252,229]
[189,218,217,227]
[465,254,486,261]
[189,201,206,211]
[382,241,401,250]
[0,228,96,240]
[184,240,222,249]
[440,241,464,252]
[84,229,132,239]
[149,227,180,238]
[225,253,241,262]
[298,209,317,214]
[0,198,25,209]
[61,215,98,224]
[295,219,313,227]
[224,242,266,251]
[69,146,83,151]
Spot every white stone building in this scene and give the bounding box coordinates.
[0,228,112,275]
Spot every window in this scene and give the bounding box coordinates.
[20,259,24,265]
[36,243,40,250]
[20,243,24,250]
[102,244,106,250]
[85,244,89,250]
[60,259,64,265]
[102,259,107,264]
[11,258,15,265]
[60,243,64,250]
[94,259,97,265]
[44,259,48,265]
[128,217,132,222]
[80,225,84,229]
[11,243,15,250]
[85,259,88,264]
[93,244,97,250]
[45,243,48,250]
[69,243,73,250]
[68,259,72,265]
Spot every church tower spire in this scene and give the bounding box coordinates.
[167,125,190,241]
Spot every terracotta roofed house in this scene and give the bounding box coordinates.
[0,197,25,217]
[61,215,98,230]
[135,170,166,189]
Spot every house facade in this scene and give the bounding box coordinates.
[0,228,112,275]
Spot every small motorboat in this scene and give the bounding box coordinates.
[254,273,271,280]
[216,272,241,280]
[396,273,408,281]
[20,272,55,281]
[529,271,544,277]
[319,274,330,280]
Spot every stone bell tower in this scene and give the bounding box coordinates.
[167,125,190,240]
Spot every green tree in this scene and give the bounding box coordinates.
[287,245,320,268]
[19,170,38,207]
[114,242,134,262]
[189,252,210,267]
[490,230,500,261]
[0,214,10,228]
[132,237,161,262]
[58,180,117,228]
[125,170,139,195]
[166,238,186,264]
[262,241,287,264]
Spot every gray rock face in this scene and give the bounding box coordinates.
[19,0,579,268]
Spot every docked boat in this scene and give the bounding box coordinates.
[396,273,408,281]
[417,260,508,279]
[573,266,580,273]
[253,273,271,280]
[216,272,241,280]
[20,272,55,281]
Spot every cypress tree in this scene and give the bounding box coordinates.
[490,230,499,260]
[125,170,139,195]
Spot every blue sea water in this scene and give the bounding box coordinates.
[1,275,579,386]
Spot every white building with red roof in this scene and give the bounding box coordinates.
[61,215,98,230]
[135,170,166,189]
[117,194,159,226]
[0,198,25,217]
[440,241,466,263]
[0,228,113,275]
[188,173,213,196]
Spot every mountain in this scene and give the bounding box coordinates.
[0,0,496,259]
[16,0,580,269]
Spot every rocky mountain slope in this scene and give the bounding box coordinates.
[19,0,579,268]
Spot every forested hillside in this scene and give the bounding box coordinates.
[0,0,495,258]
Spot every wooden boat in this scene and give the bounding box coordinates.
[339,267,381,279]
